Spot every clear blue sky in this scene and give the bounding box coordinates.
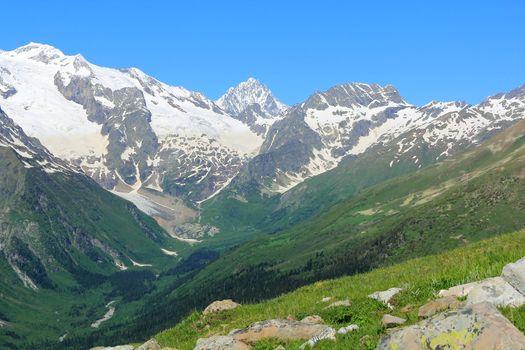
[2,0,524,106]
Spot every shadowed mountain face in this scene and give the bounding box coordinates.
[0,107,177,291]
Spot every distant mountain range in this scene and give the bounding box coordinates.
[1,43,525,243]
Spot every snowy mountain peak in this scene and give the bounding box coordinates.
[9,42,67,64]
[304,82,408,111]
[216,77,287,118]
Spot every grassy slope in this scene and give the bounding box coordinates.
[156,229,525,350]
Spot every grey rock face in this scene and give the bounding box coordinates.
[195,336,250,350]
[216,77,287,118]
[501,256,525,295]
[466,277,525,308]
[377,302,525,350]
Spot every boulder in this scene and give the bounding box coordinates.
[229,319,331,344]
[194,336,250,350]
[203,300,240,315]
[438,281,478,298]
[502,256,525,295]
[299,327,336,349]
[90,346,134,350]
[325,299,352,308]
[377,302,525,349]
[381,314,406,328]
[337,324,359,334]
[466,277,525,307]
[368,288,403,308]
[417,296,462,319]
[138,339,161,350]
[300,315,324,324]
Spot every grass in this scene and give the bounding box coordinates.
[155,229,525,349]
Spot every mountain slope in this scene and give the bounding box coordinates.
[90,116,525,345]
[0,107,182,348]
[201,83,525,239]
[0,43,263,240]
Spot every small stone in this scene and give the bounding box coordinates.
[194,336,250,350]
[203,299,241,315]
[300,315,324,324]
[299,327,336,349]
[337,324,359,334]
[359,335,373,346]
[400,304,414,313]
[90,346,134,350]
[0,320,8,328]
[286,314,297,321]
[381,314,406,328]
[321,297,331,302]
[325,299,351,308]
[139,339,161,350]
[274,346,285,350]
[368,288,403,308]
[418,296,462,319]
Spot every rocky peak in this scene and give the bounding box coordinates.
[216,77,287,117]
[303,82,407,111]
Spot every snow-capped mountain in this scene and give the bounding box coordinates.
[0,106,74,174]
[0,43,265,238]
[226,82,525,195]
[2,43,525,241]
[216,77,287,135]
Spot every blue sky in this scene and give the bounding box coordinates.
[2,0,524,105]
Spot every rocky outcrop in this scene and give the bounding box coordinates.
[377,302,525,350]
[229,319,332,344]
[502,256,525,295]
[203,299,241,315]
[466,277,525,307]
[438,281,479,298]
[194,336,250,350]
[417,296,462,319]
[138,339,161,350]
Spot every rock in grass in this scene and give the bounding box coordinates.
[301,315,324,324]
[299,327,336,349]
[418,296,462,319]
[368,288,403,308]
[337,324,359,334]
[203,299,240,315]
[138,339,161,350]
[502,256,525,295]
[229,319,332,344]
[321,297,331,302]
[325,299,352,308]
[466,277,525,307]
[438,281,479,298]
[90,346,134,350]
[381,314,406,328]
[194,336,250,350]
[377,302,525,349]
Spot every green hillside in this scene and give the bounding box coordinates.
[155,229,525,349]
